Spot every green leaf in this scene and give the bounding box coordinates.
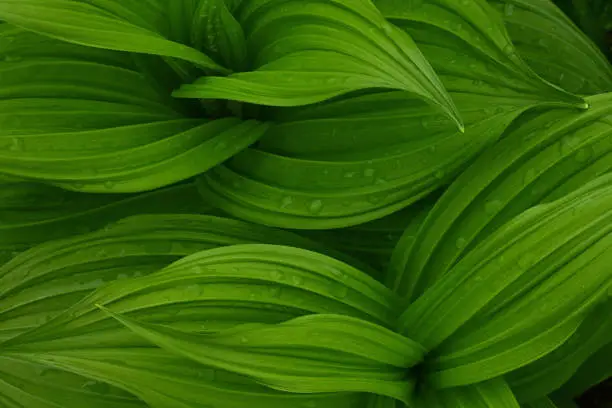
[2,244,398,350]
[190,0,247,70]
[0,214,368,342]
[197,91,529,229]
[416,378,521,408]
[554,340,612,400]
[398,173,612,387]
[0,182,209,257]
[0,26,266,192]
[394,92,612,302]
[374,0,587,108]
[507,299,612,401]
[488,0,612,95]
[101,309,421,402]
[175,0,464,129]
[0,0,228,73]
[0,355,145,408]
[3,350,364,408]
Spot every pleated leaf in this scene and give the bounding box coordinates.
[488,0,612,95]
[0,0,228,73]
[0,26,267,192]
[1,350,364,408]
[102,309,422,403]
[0,214,365,342]
[416,378,520,408]
[398,173,612,388]
[197,91,529,229]
[2,244,399,351]
[174,0,463,129]
[507,299,612,401]
[0,355,145,408]
[374,0,587,108]
[393,92,612,301]
[0,182,209,258]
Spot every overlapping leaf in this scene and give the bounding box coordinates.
[398,174,612,388]
[1,244,397,407]
[102,310,423,402]
[195,0,592,230]
[488,0,612,95]
[0,181,209,263]
[0,0,228,73]
[1,351,365,408]
[554,340,612,401]
[196,89,530,229]
[174,0,463,128]
[374,0,586,107]
[416,378,520,408]
[392,92,612,301]
[507,299,612,401]
[0,214,368,342]
[0,25,267,192]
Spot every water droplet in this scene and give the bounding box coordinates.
[291,275,304,285]
[197,368,216,381]
[280,196,293,209]
[7,137,23,151]
[82,380,111,394]
[374,178,387,185]
[484,199,503,215]
[524,168,537,184]
[268,286,282,298]
[214,141,228,151]
[144,240,172,253]
[504,3,515,16]
[270,270,285,280]
[344,171,357,178]
[434,170,445,179]
[117,273,128,280]
[363,168,375,177]
[103,181,115,190]
[185,284,202,297]
[3,55,22,62]
[331,283,349,299]
[91,279,105,288]
[455,237,467,249]
[503,44,516,56]
[517,255,532,268]
[301,400,317,408]
[308,199,323,214]
[240,336,249,344]
[575,147,592,163]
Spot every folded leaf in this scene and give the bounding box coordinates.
[2,244,398,350]
[398,174,612,387]
[0,182,209,257]
[508,299,612,401]
[197,90,528,229]
[488,0,612,95]
[554,341,612,400]
[0,355,145,408]
[0,214,366,342]
[416,378,520,408]
[394,92,612,301]
[3,350,364,408]
[0,0,228,73]
[102,310,422,402]
[374,0,587,108]
[0,26,267,192]
[175,0,463,129]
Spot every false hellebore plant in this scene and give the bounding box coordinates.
[0,0,611,407]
